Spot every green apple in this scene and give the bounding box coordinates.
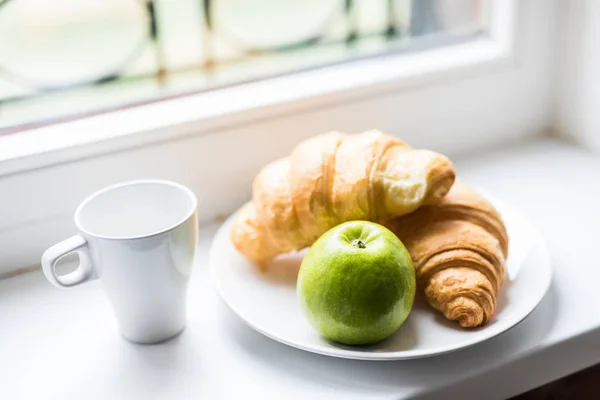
[297,221,415,345]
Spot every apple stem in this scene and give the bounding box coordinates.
[352,239,366,249]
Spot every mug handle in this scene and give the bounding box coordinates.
[41,235,97,288]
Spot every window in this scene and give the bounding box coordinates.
[0,0,547,274]
[0,0,488,131]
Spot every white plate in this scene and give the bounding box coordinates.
[210,194,552,360]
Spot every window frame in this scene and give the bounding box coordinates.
[0,0,541,275]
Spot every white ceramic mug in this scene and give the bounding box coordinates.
[41,179,198,344]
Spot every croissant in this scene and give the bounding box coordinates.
[383,181,508,328]
[231,130,456,263]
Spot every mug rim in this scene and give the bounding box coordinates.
[74,179,198,241]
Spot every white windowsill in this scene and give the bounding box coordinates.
[2,138,600,399]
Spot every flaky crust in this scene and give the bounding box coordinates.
[384,181,508,328]
[230,130,456,263]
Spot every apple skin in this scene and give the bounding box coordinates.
[297,221,416,345]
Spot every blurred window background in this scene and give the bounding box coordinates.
[0,0,488,131]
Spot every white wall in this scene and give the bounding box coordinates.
[0,0,558,273]
[554,0,600,149]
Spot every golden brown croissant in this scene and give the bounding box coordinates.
[383,181,508,328]
[231,130,456,263]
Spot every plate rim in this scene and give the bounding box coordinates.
[210,196,553,361]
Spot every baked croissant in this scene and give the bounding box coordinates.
[383,181,508,328]
[231,130,456,263]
